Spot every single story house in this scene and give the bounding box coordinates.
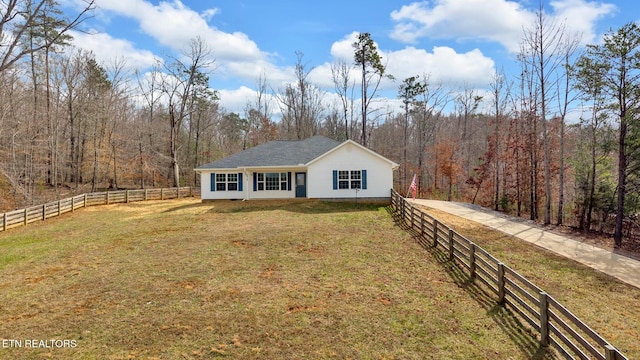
[194,136,399,202]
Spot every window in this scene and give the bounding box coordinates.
[350,170,361,189]
[216,174,227,191]
[255,172,289,191]
[265,173,279,190]
[333,170,367,190]
[227,173,238,191]
[257,173,264,190]
[338,171,349,189]
[211,173,242,192]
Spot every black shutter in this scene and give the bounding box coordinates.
[210,173,215,192]
[332,170,338,190]
[253,172,257,191]
[238,173,243,191]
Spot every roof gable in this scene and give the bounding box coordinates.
[195,136,341,170]
[307,140,399,168]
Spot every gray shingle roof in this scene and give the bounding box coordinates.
[196,135,341,170]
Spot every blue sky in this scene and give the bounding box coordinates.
[64,0,638,115]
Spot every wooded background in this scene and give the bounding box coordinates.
[1,1,639,245]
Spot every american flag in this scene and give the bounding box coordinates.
[409,174,417,199]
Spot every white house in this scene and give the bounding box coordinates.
[194,136,399,202]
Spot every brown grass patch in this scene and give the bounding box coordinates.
[420,206,640,359]
[0,199,561,359]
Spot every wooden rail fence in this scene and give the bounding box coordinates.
[391,189,628,360]
[0,187,200,232]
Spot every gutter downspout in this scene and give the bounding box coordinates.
[242,167,250,201]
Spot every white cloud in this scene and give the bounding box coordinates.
[65,0,303,101]
[330,32,360,61]
[386,46,495,87]
[390,0,617,53]
[310,35,495,91]
[67,0,502,117]
[94,0,264,62]
[218,86,257,114]
[390,0,532,51]
[201,8,220,21]
[69,30,158,70]
[223,60,294,88]
[550,0,617,45]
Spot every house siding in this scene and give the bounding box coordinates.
[199,169,299,200]
[307,142,394,199]
[196,138,397,201]
[248,169,297,200]
[200,171,245,200]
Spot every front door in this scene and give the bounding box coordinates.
[295,172,306,198]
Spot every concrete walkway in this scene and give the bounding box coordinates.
[409,199,640,289]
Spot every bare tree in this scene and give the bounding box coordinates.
[81,57,111,192]
[554,33,581,224]
[330,59,357,141]
[160,36,216,187]
[517,46,541,221]
[414,77,449,194]
[243,72,273,148]
[488,68,511,210]
[521,2,569,224]
[454,84,483,179]
[135,63,163,188]
[104,57,131,189]
[275,52,324,140]
[0,0,95,73]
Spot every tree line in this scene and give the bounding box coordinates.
[1,2,639,245]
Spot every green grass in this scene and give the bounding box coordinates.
[421,207,640,359]
[0,199,556,359]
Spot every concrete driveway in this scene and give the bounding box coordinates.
[409,199,640,289]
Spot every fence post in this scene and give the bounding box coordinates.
[497,263,505,305]
[409,206,415,228]
[161,188,164,200]
[58,200,61,216]
[605,344,620,360]
[404,198,408,220]
[433,220,439,247]
[3,213,6,231]
[390,190,394,208]
[539,291,549,347]
[144,189,148,201]
[469,242,476,279]
[126,190,129,203]
[24,208,28,225]
[84,193,87,208]
[448,228,455,260]
[71,197,75,212]
[42,204,46,220]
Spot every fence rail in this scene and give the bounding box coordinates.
[1,187,200,232]
[391,189,627,360]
